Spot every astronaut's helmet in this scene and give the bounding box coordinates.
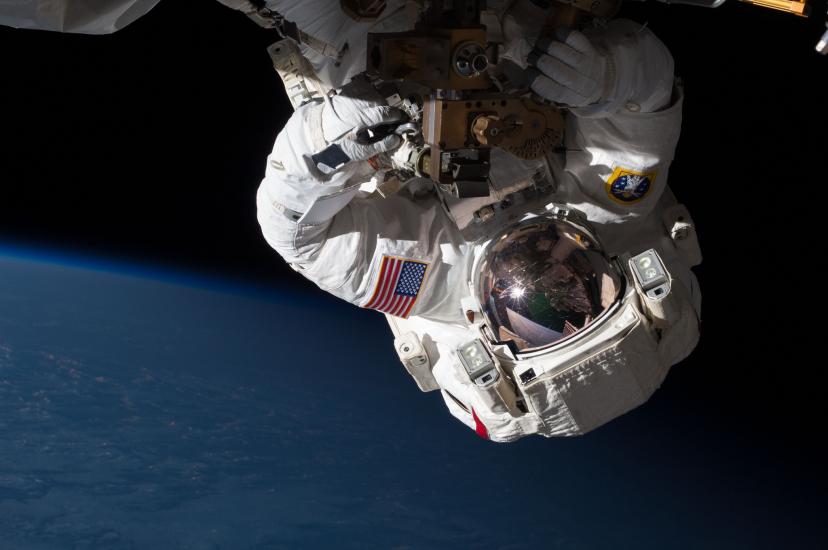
[474,213,624,352]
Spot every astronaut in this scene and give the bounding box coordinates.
[248,1,702,442]
[1,0,703,442]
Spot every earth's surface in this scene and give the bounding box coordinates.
[0,252,822,549]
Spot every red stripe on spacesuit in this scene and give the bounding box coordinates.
[372,258,399,311]
[388,291,407,317]
[364,256,389,309]
[376,259,402,312]
[471,408,489,439]
[386,294,402,316]
[373,259,397,310]
[398,293,418,318]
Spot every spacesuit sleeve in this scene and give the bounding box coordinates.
[558,20,683,225]
[258,181,469,323]
[0,0,161,34]
[574,19,676,118]
[257,102,469,323]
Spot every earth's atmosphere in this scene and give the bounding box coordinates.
[0,252,823,549]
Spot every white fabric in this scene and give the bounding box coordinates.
[262,0,409,89]
[258,81,402,218]
[0,0,160,34]
[320,79,404,160]
[554,87,684,226]
[575,20,676,118]
[529,30,611,108]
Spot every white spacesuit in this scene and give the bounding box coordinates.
[1,0,702,442]
[0,0,161,34]
[250,1,702,442]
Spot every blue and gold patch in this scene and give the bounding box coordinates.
[606,167,657,205]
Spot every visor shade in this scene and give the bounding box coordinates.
[476,218,622,351]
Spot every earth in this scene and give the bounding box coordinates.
[0,252,822,549]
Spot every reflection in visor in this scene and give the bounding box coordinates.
[477,218,622,351]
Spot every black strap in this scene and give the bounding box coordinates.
[310,144,352,175]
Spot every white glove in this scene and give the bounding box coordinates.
[261,79,403,220]
[318,79,404,171]
[527,29,612,108]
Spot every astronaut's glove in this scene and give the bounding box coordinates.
[526,29,613,108]
[261,79,403,222]
[310,79,405,175]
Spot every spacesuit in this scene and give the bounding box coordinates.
[1,0,702,442]
[250,1,702,442]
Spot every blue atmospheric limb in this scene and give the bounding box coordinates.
[0,252,822,549]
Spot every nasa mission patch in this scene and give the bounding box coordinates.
[605,167,657,205]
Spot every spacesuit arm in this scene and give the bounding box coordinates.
[255,92,395,292]
[257,87,469,321]
[0,0,161,34]
[535,21,683,224]
[529,19,676,117]
[575,19,676,117]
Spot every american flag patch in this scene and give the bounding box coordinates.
[363,256,429,318]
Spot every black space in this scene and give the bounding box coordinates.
[1,0,827,467]
[0,1,292,283]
